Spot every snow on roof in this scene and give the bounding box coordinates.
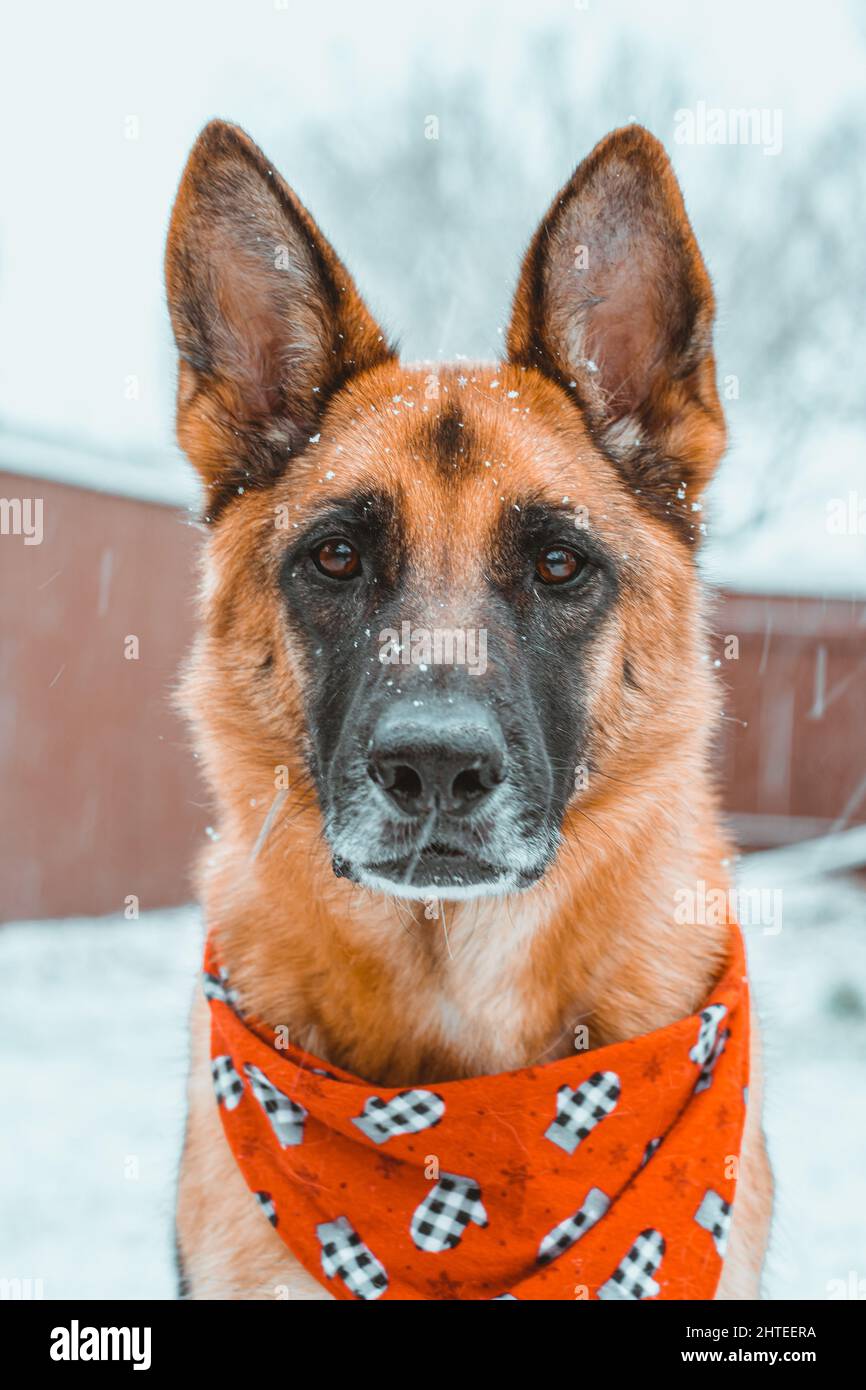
[0,431,198,511]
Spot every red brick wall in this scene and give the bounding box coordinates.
[711,592,866,847]
[0,474,208,921]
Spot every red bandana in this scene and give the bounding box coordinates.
[205,926,749,1301]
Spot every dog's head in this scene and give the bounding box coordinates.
[166,121,725,901]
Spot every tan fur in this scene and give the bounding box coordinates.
[168,122,772,1300]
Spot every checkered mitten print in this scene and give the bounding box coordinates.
[690,1004,730,1092]
[352,1089,445,1144]
[694,1189,732,1257]
[202,967,240,1011]
[642,1137,661,1167]
[244,1063,307,1147]
[597,1229,666,1300]
[690,1004,727,1067]
[695,1031,729,1092]
[254,1191,278,1227]
[212,1054,244,1110]
[317,1217,388,1300]
[537,1186,610,1265]
[411,1173,488,1252]
[544,1070,621,1155]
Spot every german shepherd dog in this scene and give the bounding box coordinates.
[166,120,772,1299]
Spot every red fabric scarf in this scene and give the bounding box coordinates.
[205,926,749,1301]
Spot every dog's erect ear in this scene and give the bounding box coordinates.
[165,120,393,517]
[507,125,725,516]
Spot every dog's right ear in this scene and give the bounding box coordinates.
[165,120,393,518]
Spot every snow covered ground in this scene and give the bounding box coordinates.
[1,875,864,1301]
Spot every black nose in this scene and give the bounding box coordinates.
[367,699,507,817]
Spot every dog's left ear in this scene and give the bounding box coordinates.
[508,125,725,506]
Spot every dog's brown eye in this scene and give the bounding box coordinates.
[535,546,584,585]
[312,538,361,580]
